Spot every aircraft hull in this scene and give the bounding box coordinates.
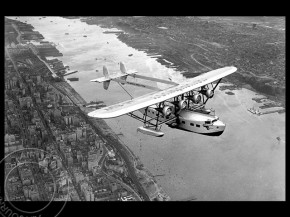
[139,107,225,136]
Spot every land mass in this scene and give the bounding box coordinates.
[5,17,170,201]
[66,16,285,108]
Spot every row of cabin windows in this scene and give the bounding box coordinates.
[148,110,202,128]
[181,121,200,127]
[148,110,201,127]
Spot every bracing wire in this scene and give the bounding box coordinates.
[117,82,134,100]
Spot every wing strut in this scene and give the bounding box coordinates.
[117,82,134,100]
[204,78,222,104]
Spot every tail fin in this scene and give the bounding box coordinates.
[103,66,110,78]
[103,66,110,90]
[120,62,127,74]
[119,62,128,84]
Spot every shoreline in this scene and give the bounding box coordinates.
[7,16,169,201]
[60,17,285,201]
[76,16,285,109]
[8,17,285,201]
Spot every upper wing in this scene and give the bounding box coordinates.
[88,66,237,118]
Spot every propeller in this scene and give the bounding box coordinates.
[203,79,222,104]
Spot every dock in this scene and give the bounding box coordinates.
[63,70,78,76]
[67,77,79,81]
[247,107,261,115]
[259,108,285,115]
[248,107,285,116]
[152,174,165,178]
[178,196,197,201]
[103,30,123,34]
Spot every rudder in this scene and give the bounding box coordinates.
[103,81,110,90]
[103,66,109,78]
[103,66,110,89]
[120,62,127,74]
[119,62,128,84]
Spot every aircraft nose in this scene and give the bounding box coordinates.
[214,120,226,131]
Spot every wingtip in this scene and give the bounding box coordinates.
[229,66,238,71]
[87,111,100,118]
[231,66,238,73]
[87,110,110,119]
[88,108,122,119]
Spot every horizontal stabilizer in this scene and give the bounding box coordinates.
[90,72,137,83]
[130,74,178,85]
[113,78,161,91]
[90,77,111,83]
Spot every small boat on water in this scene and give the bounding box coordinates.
[67,77,79,81]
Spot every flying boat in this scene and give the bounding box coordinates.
[87,62,237,137]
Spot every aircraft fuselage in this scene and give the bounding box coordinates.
[139,106,226,136]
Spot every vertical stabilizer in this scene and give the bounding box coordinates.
[120,62,127,74]
[103,66,109,78]
[103,81,110,90]
[119,62,127,84]
[103,66,110,89]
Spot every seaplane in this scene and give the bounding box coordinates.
[87,62,237,137]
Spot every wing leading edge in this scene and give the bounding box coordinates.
[88,66,237,119]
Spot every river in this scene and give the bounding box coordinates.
[9,16,285,201]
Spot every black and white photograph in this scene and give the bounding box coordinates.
[3,15,285,214]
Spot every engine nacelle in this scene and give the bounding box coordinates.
[171,100,187,111]
[200,89,214,98]
[177,100,187,110]
[204,89,214,98]
[162,106,172,117]
[191,94,202,104]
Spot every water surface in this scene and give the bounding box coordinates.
[10,16,285,201]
